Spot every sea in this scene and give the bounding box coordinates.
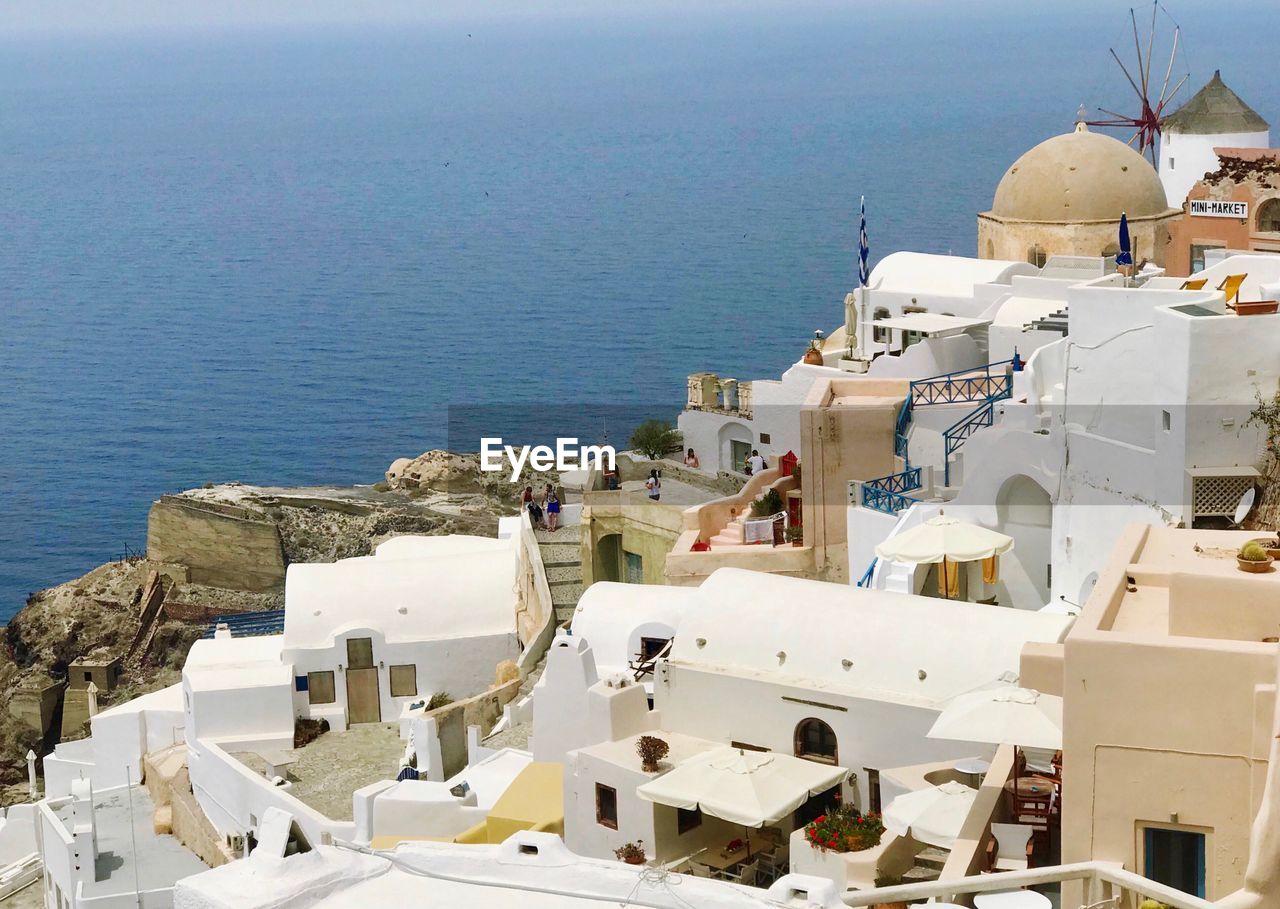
[1,1,1277,621]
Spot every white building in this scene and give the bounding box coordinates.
[541,568,1071,864]
[850,253,1280,613]
[678,253,1040,475]
[284,534,519,729]
[1158,70,1270,208]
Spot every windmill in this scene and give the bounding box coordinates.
[1085,2,1190,166]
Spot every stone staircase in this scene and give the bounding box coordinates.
[535,525,584,624]
[900,846,950,884]
[709,514,746,547]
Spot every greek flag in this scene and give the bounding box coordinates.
[858,196,870,287]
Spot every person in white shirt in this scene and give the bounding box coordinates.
[747,449,767,475]
[645,469,661,501]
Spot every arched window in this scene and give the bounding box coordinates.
[1258,198,1280,233]
[985,239,995,259]
[872,306,891,343]
[1027,244,1047,268]
[794,718,838,765]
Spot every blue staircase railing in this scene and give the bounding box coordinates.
[861,466,923,515]
[896,359,1015,480]
[857,558,877,588]
[202,609,286,640]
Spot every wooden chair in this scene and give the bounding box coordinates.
[1180,278,1207,290]
[1218,273,1248,306]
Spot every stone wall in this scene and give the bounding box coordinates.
[147,496,287,592]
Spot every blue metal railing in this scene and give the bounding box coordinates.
[201,608,286,640]
[896,359,1016,479]
[860,466,923,515]
[857,558,877,588]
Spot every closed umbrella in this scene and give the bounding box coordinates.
[1116,211,1133,268]
[882,781,978,850]
[927,685,1063,751]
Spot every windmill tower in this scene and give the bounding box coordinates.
[1158,71,1270,208]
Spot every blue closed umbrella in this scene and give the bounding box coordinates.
[1116,211,1133,268]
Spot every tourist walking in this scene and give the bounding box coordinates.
[684,448,700,469]
[545,485,561,531]
[522,485,544,528]
[645,469,661,501]
[747,449,767,475]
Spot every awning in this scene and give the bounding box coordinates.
[883,781,978,849]
[636,746,847,828]
[927,685,1063,751]
[870,313,990,337]
[875,514,1014,564]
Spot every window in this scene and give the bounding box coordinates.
[1162,410,1171,432]
[625,551,643,584]
[639,637,670,661]
[1258,198,1280,233]
[1027,244,1047,268]
[346,637,374,669]
[794,718,839,764]
[83,671,93,683]
[1190,243,1224,273]
[295,676,309,692]
[595,783,618,829]
[1143,826,1206,898]
[872,307,891,343]
[760,433,771,444]
[307,671,336,705]
[677,806,702,835]
[389,664,418,698]
[1168,157,1175,169]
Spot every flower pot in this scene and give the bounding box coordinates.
[624,854,646,865]
[1234,300,1279,316]
[642,762,660,773]
[1237,555,1274,573]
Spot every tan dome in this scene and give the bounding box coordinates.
[990,123,1171,222]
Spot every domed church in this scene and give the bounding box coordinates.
[978,115,1180,267]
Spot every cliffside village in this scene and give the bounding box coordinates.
[5,72,1280,909]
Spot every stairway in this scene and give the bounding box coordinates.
[709,515,746,547]
[900,846,950,884]
[536,525,584,624]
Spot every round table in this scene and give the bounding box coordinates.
[973,889,1053,909]
[953,757,992,777]
[1004,776,1054,799]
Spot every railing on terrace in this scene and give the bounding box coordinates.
[896,359,1014,467]
[859,466,922,516]
[856,558,877,588]
[840,860,1214,909]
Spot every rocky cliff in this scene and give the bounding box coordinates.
[0,451,536,803]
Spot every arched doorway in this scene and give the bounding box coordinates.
[794,718,842,824]
[595,533,622,583]
[996,475,1053,605]
[717,422,753,474]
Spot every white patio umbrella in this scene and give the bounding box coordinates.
[875,514,1014,564]
[636,746,847,828]
[882,781,978,850]
[875,513,1014,600]
[927,686,1063,751]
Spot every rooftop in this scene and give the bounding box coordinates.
[1164,70,1269,135]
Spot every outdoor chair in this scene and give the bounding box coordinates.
[1179,278,1207,290]
[758,850,787,885]
[1218,273,1248,306]
[719,859,758,886]
[688,860,713,879]
[987,822,1035,872]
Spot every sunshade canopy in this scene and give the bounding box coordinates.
[927,685,1063,751]
[636,746,847,828]
[883,780,978,849]
[875,514,1014,565]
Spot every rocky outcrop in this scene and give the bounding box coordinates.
[0,450,524,803]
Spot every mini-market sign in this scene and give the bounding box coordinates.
[1189,199,1248,219]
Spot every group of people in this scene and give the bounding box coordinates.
[521,483,562,531]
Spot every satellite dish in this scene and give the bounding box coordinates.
[1233,487,1256,526]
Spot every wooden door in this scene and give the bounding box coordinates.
[345,637,380,724]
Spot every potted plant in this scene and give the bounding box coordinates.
[1237,540,1274,573]
[636,735,670,772]
[614,840,647,865]
[785,525,804,547]
[803,805,886,854]
[751,487,784,518]
[1138,901,1170,909]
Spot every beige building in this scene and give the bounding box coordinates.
[1060,522,1280,901]
[978,120,1180,267]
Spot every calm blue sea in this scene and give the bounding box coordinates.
[1,2,1276,620]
